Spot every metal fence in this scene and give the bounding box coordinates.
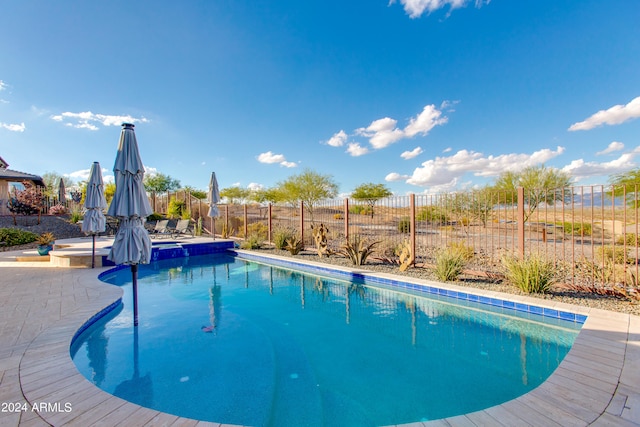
[210,185,640,289]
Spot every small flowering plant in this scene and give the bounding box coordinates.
[49,204,67,215]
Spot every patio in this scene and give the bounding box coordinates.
[0,237,638,426]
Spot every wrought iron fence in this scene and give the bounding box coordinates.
[209,185,639,290]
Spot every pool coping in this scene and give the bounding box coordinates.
[9,246,640,426]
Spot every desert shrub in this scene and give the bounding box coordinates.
[246,222,268,240]
[398,217,411,233]
[69,207,83,223]
[447,241,475,261]
[273,227,295,250]
[416,206,448,223]
[557,221,592,236]
[348,205,372,216]
[596,245,630,265]
[0,228,39,246]
[49,204,67,215]
[502,254,556,294]
[240,234,262,249]
[434,248,466,282]
[617,233,640,246]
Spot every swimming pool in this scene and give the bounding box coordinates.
[71,252,582,426]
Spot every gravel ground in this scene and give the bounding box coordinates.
[250,247,640,317]
[1,215,638,316]
[0,214,85,251]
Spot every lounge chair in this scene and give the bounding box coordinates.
[149,219,171,239]
[171,219,194,238]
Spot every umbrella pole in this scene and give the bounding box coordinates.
[91,234,96,269]
[132,264,139,326]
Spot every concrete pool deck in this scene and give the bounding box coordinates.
[0,237,638,426]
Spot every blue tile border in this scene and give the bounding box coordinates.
[93,244,587,328]
[232,250,587,325]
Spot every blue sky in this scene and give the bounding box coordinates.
[1,0,639,196]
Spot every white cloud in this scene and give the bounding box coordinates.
[404,105,448,137]
[385,172,411,182]
[596,141,625,156]
[390,0,490,19]
[257,151,286,164]
[0,80,6,91]
[356,117,405,149]
[401,147,423,160]
[443,147,452,153]
[562,152,640,181]
[569,96,640,131]
[326,130,347,147]
[0,122,25,132]
[346,142,369,157]
[350,104,448,151]
[66,166,113,183]
[247,182,264,191]
[50,111,150,130]
[257,151,297,168]
[405,146,565,187]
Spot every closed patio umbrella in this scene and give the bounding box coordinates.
[82,162,107,268]
[207,172,220,238]
[107,123,153,326]
[58,178,66,204]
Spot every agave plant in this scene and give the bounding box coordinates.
[284,235,304,255]
[339,235,380,266]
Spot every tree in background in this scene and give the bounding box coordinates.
[182,185,207,200]
[490,165,572,221]
[104,182,116,205]
[41,171,73,199]
[351,183,392,218]
[608,169,640,207]
[7,181,44,225]
[220,186,250,204]
[277,169,339,222]
[143,172,180,212]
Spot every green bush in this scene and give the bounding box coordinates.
[349,205,373,216]
[0,228,39,246]
[617,233,640,246]
[246,222,268,240]
[168,199,187,219]
[240,234,262,249]
[502,254,556,294]
[416,206,448,223]
[596,245,630,265]
[398,217,411,233]
[557,221,592,236]
[147,212,165,221]
[434,248,465,282]
[273,227,295,250]
[69,207,83,224]
[447,241,474,261]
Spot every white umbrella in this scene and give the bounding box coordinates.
[82,162,107,268]
[58,178,66,204]
[107,123,153,326]
[207,172,220,238]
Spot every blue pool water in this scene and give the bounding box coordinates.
[71,253,581,426]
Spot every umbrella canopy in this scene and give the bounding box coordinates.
[82,162,107,234]
[107,123,153,266]
[58,178,66,203]
[207,172,220,218]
